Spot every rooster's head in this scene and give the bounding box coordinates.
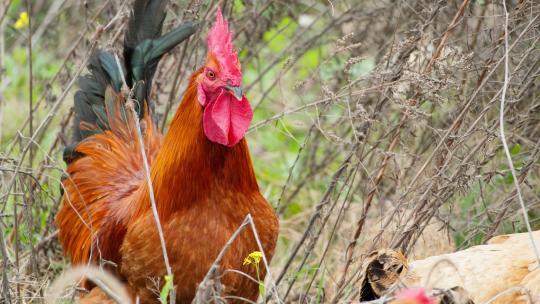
[197,8,251,147]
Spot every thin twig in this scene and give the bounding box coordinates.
[498,0,540,266]
[113,54,176,304]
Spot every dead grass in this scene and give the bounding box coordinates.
[1,0,540,303]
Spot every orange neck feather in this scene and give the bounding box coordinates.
[144,70,259,218]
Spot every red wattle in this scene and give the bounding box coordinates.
[203,90,252,147]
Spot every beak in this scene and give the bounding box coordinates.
[224,85,243,101]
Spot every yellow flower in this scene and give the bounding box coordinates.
[243,251,266,296]
[243,251,263,266]
[14,12,29,30]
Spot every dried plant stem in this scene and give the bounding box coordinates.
[404,12,540,196]
[113,54,175,304]
[194,214,281,304]
[131,107,176,303]
[0,20,104,204]
[424,0,470,72]
[0,223,11,302]
[25,0,39,276]
[5,0,114,155]
[3,1,540,302]
[46,266,131,304]
[499,0,540,266]
[0,0,12,26]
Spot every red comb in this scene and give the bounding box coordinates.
[207,8,242,86]
[395,288,435,304]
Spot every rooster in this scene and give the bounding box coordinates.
[56,1,279,303]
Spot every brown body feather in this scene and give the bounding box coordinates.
[56,72,279,303]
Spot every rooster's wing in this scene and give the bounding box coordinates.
[57,88,161,267]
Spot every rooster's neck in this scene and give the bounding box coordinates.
[149,75,259,215]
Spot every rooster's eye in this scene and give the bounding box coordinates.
[206,70,216,80]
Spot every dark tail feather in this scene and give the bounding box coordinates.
[124,0,198,117]
[64,0,197,164]
[123,0,167,89]
[128,20,198,113]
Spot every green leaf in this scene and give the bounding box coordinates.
[287,202,302,216]
[510,144,521,155]
[349,58,375,79]
[316,266,325,303]
[258,282,266,297]
[504,172,514,185]
[263,17,296,53]
[301,49,320,69]
[233,0,246,13]
[159,275,174,304]
[298,48,321,78]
